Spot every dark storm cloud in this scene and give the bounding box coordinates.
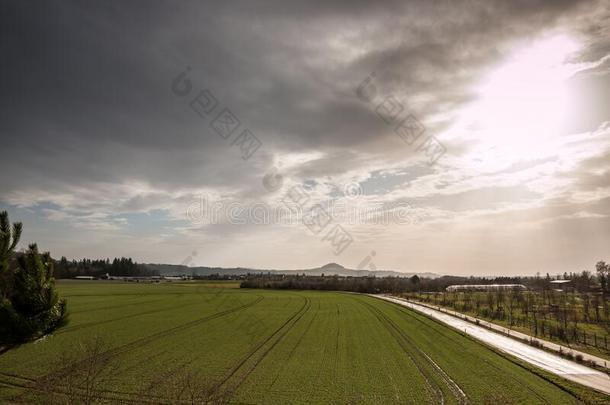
[2,0,610,273]
[0,0,606,212]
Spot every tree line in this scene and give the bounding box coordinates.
[54,256,157,279]
[240,266,610,295]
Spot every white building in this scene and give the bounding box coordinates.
[446,284,527,292]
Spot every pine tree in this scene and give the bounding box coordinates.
[0,210,22,299]
[0,244,68,343]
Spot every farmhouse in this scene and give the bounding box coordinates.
[446,284,527,292]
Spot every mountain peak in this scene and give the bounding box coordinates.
[320,263,345,270]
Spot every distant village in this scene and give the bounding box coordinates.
[73,273,247,282]
[74,273,187,282]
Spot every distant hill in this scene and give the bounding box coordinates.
[321,262,344,270]
[144,262,440,279]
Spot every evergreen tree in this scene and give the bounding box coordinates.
[0,243,68,343]
[0,210,22,299]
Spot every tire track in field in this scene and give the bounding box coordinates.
[233,296,311,392]
[115,349,170,375]
[0,373,33,386]
[314,300,344,402]
[334,303,341,377]
[39,295,265,383]
[411,307,553,404]
[356,299,445,404]
[312,301,337,399]
[356,297,468,405]
[221,296,311,395]
[383,300,554,404]
[0,295,263,403]
[0,373,134,405]
[58,290,237,334]
[287,301,319,365]
[62,292,188,298]
[211,295,311,401]
[333,302,347,402]
[0,370,172,405]
[56,299,198,334]
[363,299,468,404]
[70,296,167,315]
[1,295,265,403]
[267,301,319,391]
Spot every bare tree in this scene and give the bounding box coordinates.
[138,364,229,405]
[31,335,116,405]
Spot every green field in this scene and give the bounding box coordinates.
[0,281,604,404]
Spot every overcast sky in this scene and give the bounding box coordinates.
[1,0,609,275]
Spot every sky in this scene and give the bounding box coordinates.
[1,0,609,276]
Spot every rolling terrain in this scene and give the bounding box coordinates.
[144,262,440,279]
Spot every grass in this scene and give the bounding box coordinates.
[0,281,607,404]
